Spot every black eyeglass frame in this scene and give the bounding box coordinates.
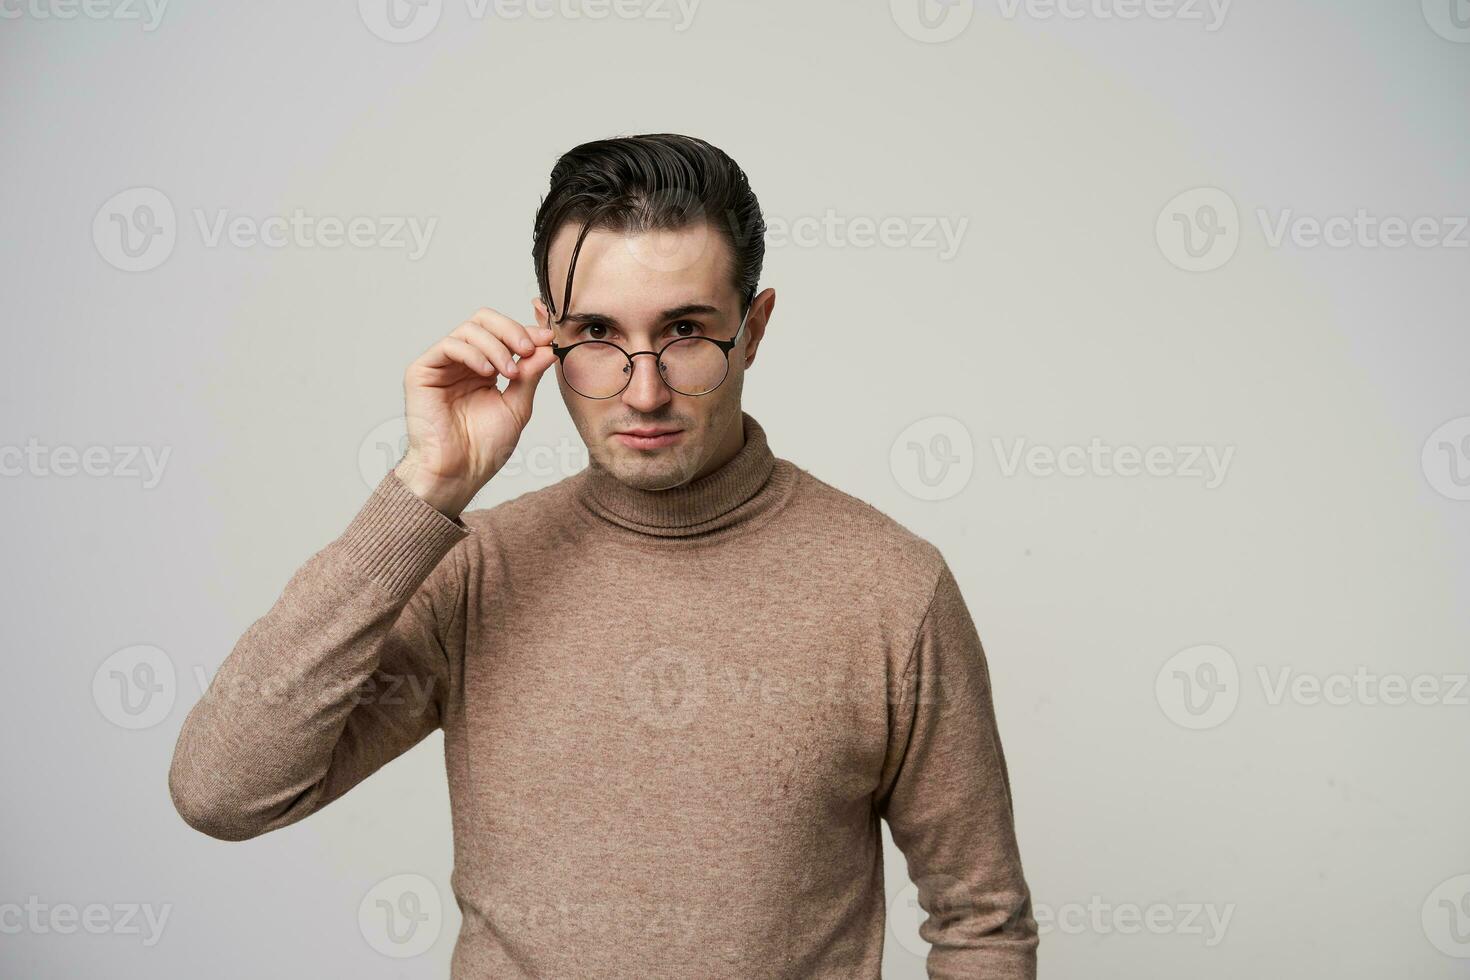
[548,302,752,400]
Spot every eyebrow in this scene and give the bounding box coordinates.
[559,303,722,326]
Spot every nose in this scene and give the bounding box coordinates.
[620,350,672,413]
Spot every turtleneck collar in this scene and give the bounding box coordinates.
[570,410,798,542]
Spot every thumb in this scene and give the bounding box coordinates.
[501,345,556,422]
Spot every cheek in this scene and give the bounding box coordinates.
[558,380,594,432]
[711,371,744,413]
[688,388,739,437]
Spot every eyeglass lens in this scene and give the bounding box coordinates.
[561,337,729,398]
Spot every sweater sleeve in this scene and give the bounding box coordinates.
[875,556,1039,979]
[167,470,473,842]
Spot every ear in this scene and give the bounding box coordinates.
[754,287,775,327]
[532,296,550,329]
[742,287,776,368]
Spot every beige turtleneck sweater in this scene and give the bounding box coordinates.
[168,411,1038,978]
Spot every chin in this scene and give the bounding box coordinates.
[610,441,704,488]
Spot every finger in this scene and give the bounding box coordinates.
[423,337,496,378]
[471,307,539,358]
[501,344,556,422]
[413,340,470,382]
[529,300,558,343]
[452,322,519,378]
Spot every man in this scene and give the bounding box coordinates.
[169,133,1039,977]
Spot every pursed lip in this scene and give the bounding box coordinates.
[616,427,682,437]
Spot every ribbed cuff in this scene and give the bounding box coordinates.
[338,469,472,599]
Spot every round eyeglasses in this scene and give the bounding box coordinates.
[549,305,750,400]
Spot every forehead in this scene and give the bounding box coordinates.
[546,220,736,318]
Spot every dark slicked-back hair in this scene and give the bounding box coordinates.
[532,133,766,323]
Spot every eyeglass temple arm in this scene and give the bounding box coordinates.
[714,304,752,355]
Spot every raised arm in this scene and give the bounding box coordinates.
[167,470,471,841]
[169,305,557,841]
[876,556,1039,978]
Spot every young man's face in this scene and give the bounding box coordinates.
[534,220,772,491]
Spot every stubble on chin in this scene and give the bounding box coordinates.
[603,435,707,490]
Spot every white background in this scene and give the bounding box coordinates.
[2,1,1468,976]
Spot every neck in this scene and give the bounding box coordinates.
[571,410,798,541]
